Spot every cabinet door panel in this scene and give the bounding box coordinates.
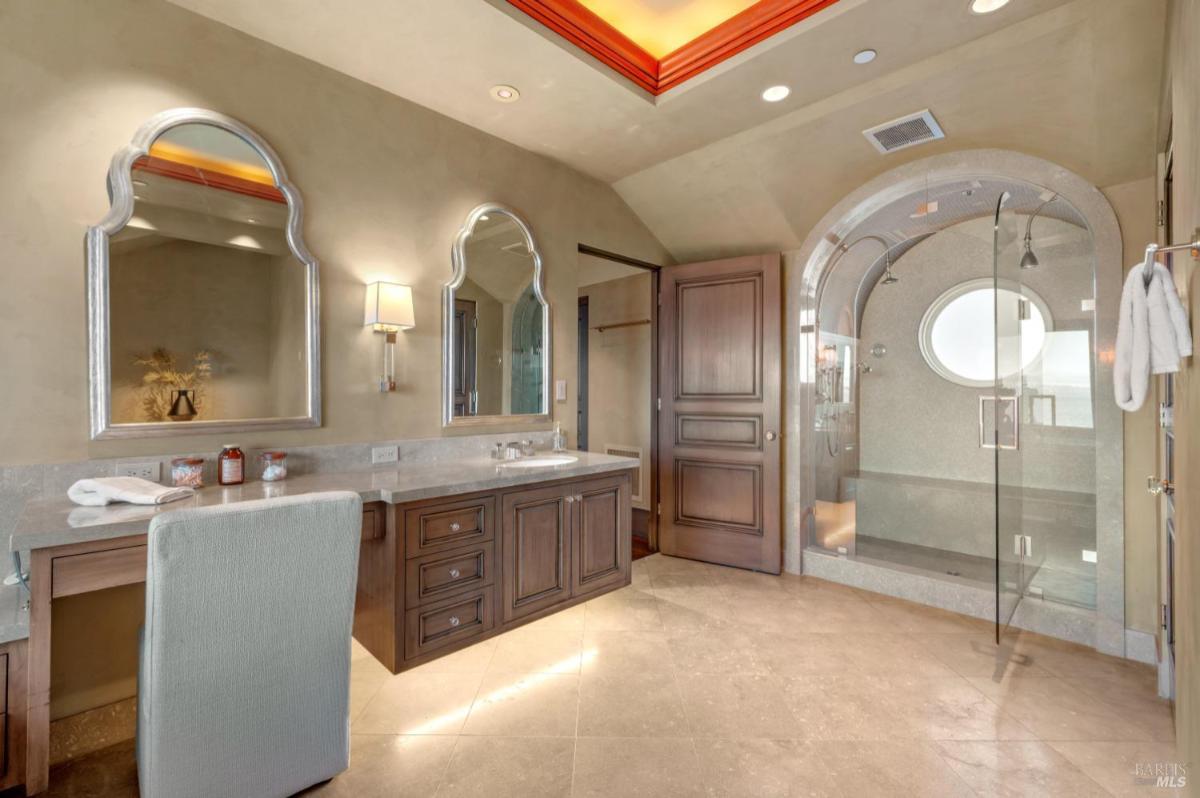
[572,474,631,597]
[501,485,570,622]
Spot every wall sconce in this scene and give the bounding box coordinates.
[364,281,415,392]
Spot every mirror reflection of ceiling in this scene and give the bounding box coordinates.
[464,217,536,303]
[575,0,760,57]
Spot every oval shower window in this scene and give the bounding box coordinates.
[918,278,1051,387]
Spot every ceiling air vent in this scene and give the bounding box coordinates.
[862,109,945,154]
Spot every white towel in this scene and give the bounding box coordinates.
[67,477,195,507]
[1114,261,1193,412]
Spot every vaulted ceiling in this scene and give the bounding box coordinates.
[166,0,1166,262]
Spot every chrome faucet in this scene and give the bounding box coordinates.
[503,442,523,461]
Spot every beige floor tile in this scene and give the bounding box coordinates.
[461,671,580,736]
[691,738,840,797]
[814,740,978,796]
[935,741,1112,797]
[967,673,1155,742]
[572,736,706,798]
[437,736,574,797]
[881,674,1037,741]
[578,669,690,736]
[1048,741,1188,797]
[349,652,394,724]
[1015,633,1159,681]
[1067,677,1177,742]
[667,629,770,675]
[487,628,583,675]
[751,632,864,678]
[307,734,456,797]
[783,675,915,741]
[584,592,663,631]
[915,633,1052,679]
[354,671,484,735]
[581,629,673,678]
[656,594,736,632]
[677,671,802,738]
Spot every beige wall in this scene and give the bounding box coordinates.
[0,0,669,469]
[0,0,667,718]
[579,272,653,509]
[1162,0,1199,773]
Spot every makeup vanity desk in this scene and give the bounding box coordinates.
[9,451,636,795]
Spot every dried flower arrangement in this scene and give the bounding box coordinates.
[134,349,213,422]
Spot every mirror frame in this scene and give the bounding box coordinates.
[443,203,551,428]
[87,107,321,440]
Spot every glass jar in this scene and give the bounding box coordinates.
[260,451,288,482]
[170,457,204,488]
[218,445,245,486]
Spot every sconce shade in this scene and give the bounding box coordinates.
[364,282,415,331]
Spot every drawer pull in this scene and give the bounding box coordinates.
[448,615,461,627]
[449,522,462,532]
[449,568,461,579]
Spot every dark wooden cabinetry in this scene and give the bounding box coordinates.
[353,469,633,674]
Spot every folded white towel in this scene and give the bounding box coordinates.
[67,477,195,507]
[1114,261,1193,412]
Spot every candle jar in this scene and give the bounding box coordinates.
[218,445,245,486]
[260,451,288,482]
[170,457,204,488]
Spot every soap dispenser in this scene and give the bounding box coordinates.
[551,422,567,453]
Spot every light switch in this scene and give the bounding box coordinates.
[555,379,568,403]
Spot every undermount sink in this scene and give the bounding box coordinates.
[499,455,578,469]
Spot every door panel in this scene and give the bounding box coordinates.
[572,475,630,596]
[501,485,570,621]
[659,254,782,573]
[453,299,478,416]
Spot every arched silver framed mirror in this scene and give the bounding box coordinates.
[87,108,321,440]
[443,203,551,427]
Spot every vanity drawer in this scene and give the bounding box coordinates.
[404,496,495,558]
[405,542,495,607]
[404,589,494,660]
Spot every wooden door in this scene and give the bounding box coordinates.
[501,483,571,621]
[571,474,631,597]
[658,254,782,573]
[453,299,477,416]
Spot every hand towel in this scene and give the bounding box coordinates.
[1114,261,1193,412]
[68,477,195,507]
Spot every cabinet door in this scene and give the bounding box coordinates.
[571,474,631,597]
[501,484,571,622]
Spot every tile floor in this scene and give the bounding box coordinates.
[40,554,1182,797]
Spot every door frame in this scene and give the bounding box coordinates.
[577,244,662,551]
[577,296,589,451]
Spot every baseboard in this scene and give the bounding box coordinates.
[49,697,137,766]
[1124,628,1157,665]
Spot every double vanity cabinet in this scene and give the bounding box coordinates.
[354,469,634,672]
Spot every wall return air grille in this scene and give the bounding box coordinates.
[862,109,945,154]
[604,444,643,503]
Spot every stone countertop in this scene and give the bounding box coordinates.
[11,451,637,552]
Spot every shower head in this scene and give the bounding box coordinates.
[881,270,900,285]
[1020,234,1040,269]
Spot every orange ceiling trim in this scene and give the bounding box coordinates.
[506,0,841,96]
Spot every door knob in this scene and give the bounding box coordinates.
[765,430,778,442]
[1147,476,1174,496]
[449,568,461,579]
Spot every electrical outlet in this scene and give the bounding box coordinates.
[371,446,399,466]
[117,461,160,481]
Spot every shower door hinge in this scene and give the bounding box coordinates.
[1013,534,1033,558]
[656,397,662,411]
[1162,603,1170,630]
[1157,200,1166,228]
[1160,402,1173,428]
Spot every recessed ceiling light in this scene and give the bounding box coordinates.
[490,85,520,103]
[969,0,1010,13]
[853,49,877,65]
[761,85,790,103]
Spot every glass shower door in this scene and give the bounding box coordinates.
[993,192,1025,639]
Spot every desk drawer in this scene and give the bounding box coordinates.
[405,542,494,607]
[404,589,493,661]
[404,496,494,558]
[51,545,147,598]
